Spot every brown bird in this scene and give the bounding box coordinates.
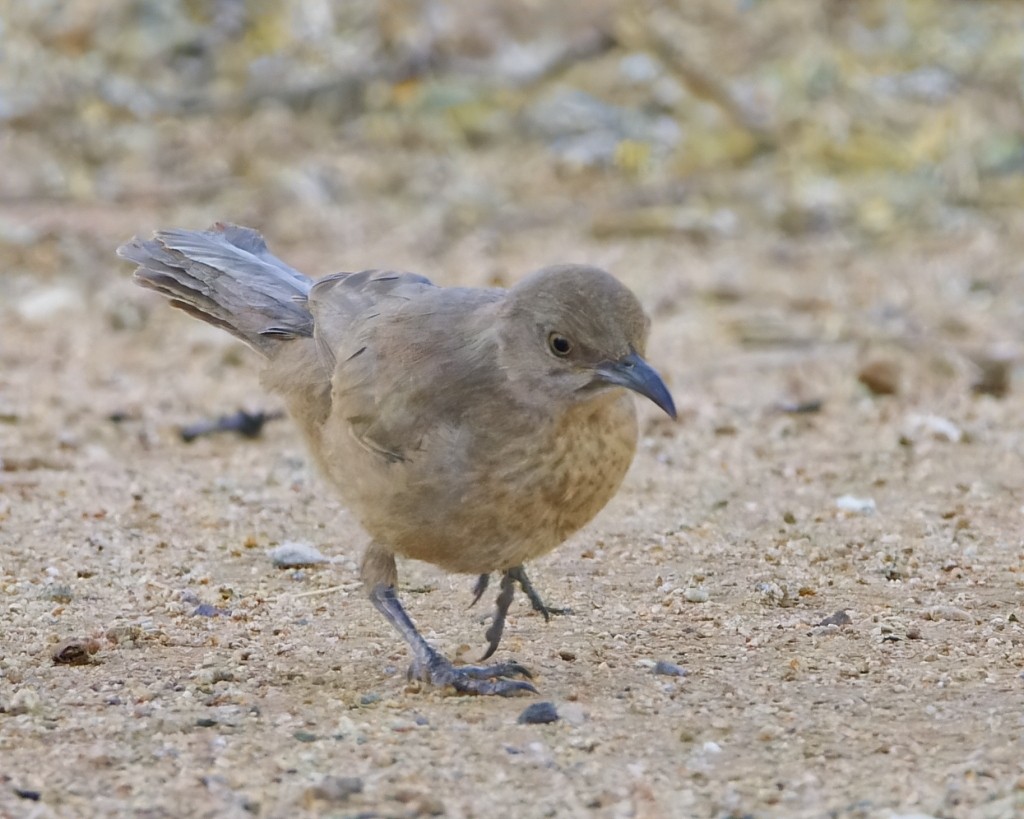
[119,224,675,696]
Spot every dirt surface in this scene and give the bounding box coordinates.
[3,3,1024,817]
[3,209,1024,818]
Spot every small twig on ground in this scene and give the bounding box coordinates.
[179,409,284,443]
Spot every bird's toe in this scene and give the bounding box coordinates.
[409,653,536,696]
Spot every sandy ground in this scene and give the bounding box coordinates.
[2,202,1024,819]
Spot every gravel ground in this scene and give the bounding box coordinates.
[2,198,1023,818]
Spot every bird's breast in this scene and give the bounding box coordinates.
[321,389,639,575]
[514,391,639,558]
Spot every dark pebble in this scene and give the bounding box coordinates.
[293,730,318,743]
[15,789,41,801]
[192,603,228,617]
[776,398,823,414]
[517,701,559,724]
[971,353,1012,398]
[653,660,687,677]
[817,610,852,627]
[359,693,381,706]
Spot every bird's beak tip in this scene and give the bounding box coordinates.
[596,353,676,419]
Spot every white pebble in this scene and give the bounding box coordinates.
[684,587,709,603]
[903,413,962,443]
[267,541,328,568]
[836,495,877,515]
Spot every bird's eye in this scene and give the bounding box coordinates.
[548,332,573,357]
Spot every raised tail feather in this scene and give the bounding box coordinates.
[117,223,314,357]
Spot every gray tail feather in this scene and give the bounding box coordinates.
[117,223,314,357]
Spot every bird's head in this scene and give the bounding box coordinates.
[498,265,676,418]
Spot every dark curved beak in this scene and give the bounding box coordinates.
[594,352,676,419]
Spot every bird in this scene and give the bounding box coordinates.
[118,223,676,696]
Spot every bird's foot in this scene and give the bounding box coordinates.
[409,651,536,697]
[471,568,571,619]
[524,597,572,620]
[369,581,537,696]
[477,565,573,660]
[506,565,572,621]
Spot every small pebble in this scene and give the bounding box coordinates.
[40,585,73,603]
[359,692,381,706]
[683,587,709,603]
[305,776,363,804]
[268,541,329,568]
[518,701,559,725]
[559,702,587,725]
[558,650,576,661]
[756,581,790,607]
[775,398,823,414]
[817,610,852,627]
[52,637,100,665]
[923,605,973,622]
[971,349,1014,397]
[16,286,83,322]
[653,660,687,677]
[858,358,900,395]
[106,624,144,645]
[835,495,876,515]
[902,414,962,443]
[7,686,42,715]
[192,603,228,617]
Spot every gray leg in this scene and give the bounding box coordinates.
[369,584,536,696]
[470,573,490,607]
[480,572,516,661]
[478,565,571,661]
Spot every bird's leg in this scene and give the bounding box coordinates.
[479,566,572,660]
[362,544,535,696]
[507,565,572,620]
[369,585,534,695]
[480,572,516,660]
[469,573,490,607]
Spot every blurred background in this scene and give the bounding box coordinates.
[2,0,1023,406]
[2,1,1022,265]
[2,0,1024,405]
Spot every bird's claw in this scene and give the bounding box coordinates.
[506,566,572,622]
[410,654,536,696]
[476,566,572,660]
[530,602,572,621]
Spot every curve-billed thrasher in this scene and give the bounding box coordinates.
[119,224,675,696]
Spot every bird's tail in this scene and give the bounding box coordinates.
[117,223,314,357]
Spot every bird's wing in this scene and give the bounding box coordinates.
[310,277,504,463]
[306,269,436,370]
